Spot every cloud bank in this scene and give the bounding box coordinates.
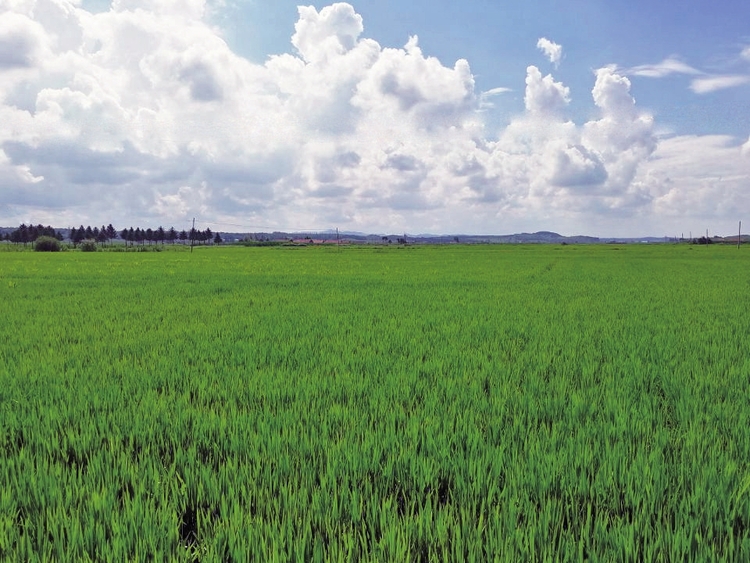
[0,1,749,236]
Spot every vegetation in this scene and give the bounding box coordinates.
[33,236,62,252]
[1,244,748,561]
[3,224,62,246]
[79,239,98,252]
[70,224,118,247]
[2,223,218,249]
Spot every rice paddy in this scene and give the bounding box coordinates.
[1,243,749,561]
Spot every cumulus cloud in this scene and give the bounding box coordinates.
[583,67,656,195]
[292,3,363,63]
[524,66,570,114]
[0,1,747,235]
[536,37,562,67]
[0,12,48,69]
[0,148,43,184]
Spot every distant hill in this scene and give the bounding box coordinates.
[3,226,748,245]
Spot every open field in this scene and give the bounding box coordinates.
[1,244,749,561]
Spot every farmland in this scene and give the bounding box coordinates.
[1,243,749,561]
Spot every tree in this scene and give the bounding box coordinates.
[73,225,86,246]
[168,227,177,244]
[8,224,29,246]
[106,224,117,241]
[156,226,165,245]
[179,230,188,243]
[214,232,223,245]
[19,224,29,246]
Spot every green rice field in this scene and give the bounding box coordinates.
[1,243,749,561]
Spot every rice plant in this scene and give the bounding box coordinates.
[0,244,748,561]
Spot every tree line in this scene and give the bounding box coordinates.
[2,223,222,247]
[2,224,63,245]
[116,226,220,247]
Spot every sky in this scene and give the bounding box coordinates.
[1,0,750,237]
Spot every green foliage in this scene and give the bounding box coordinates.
[8,223,61,245]
[33,236,62,252]
[1,245,749,560]
[79,239,98,252]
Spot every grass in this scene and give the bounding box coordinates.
[1,243,749,561]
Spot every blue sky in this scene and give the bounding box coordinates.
[2,0,750,236]
[216,0,750,137]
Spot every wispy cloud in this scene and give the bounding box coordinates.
[628,53,750,95]
[478,86,512,109]
[690,75,750,94]
[627,57,701,78]
[482,87,512,96]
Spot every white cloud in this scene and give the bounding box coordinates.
[524,66,570,114]
[645,135,750,222]
[536,37,562,67]
[742,46,750,62]
[292,3,363,63]
[0,1,747,236]
[0,12,49,69]
[112,0,207,19]
[0,148,43,184]
[690,75,750,94]
[628,54,750,96]
[583,67,656,195]
[478,86,511,109]
[627,57,701,78]
[152,184,209,218]
[482,87,512,96]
